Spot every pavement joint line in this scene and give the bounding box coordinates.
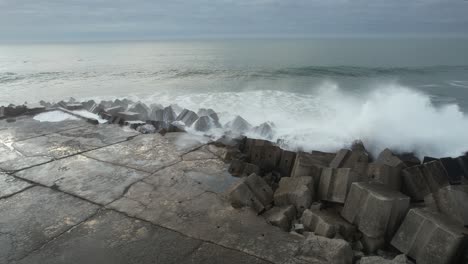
[4,123,90,143]
[105,208,276,264]
[172,240,204,264]
[0,184,36,200]
[5,132,142,175]
[15,207,105,262]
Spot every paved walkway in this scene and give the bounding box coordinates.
[0,115,319,264]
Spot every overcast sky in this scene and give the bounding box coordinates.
[1,0,467,42]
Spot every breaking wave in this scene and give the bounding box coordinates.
[136,81,468,159]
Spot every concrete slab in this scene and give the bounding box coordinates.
[84,133,210,173]
[0,115,88,143]
[0,142,51,172]
[0,173,32,198]
[108,159,318,264]
[0,186,99,263]
[181,242,271,264]
[17,210,209,264]
[15,155,149,205]
[12,124,139,160]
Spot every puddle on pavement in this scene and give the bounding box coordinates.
[185,171,240,193]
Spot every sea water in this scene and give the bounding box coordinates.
[1,38,468,157]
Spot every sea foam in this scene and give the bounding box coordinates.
[133,81,468,159]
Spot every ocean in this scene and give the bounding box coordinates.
[1,38,468,158]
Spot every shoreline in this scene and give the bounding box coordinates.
[1,98,467,263]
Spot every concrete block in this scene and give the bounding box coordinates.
[150,106,176,122]
[274,176,314,213]
[440,157,464,185]
[290,151,334,185]
[224,115,252,134]
[243,163,260,177]
[360,254,408,264]
[252,122,275,139]
[244,173,274,207]
[105,106,124,115]
[228,174,273,214]
[176,109,199,127]
[116,111,140,121]
[341,183,410,247]
[426,185,468,226]
[228,181,266,213]
[197,108,220,125]
[263,205,296,231]
[396,153,421,167]
[128,102,150,120]
[65,103,83,110]
[193,116,212,132]
[457,156,468,180]
[250,144,281,171]
[367,163,401,190]
[82,100,101,114]
[278,150,296,177]
[401,165,431,201]
[301,209,357,240]
[376,149,406,170]
[228,159,246,177]
[421,160,450,193]
[330,149,369,175]
[318,168,361,204]
[299,233,353,264]
[391,208,468,264]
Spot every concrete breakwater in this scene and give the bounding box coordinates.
[1,98,468,264]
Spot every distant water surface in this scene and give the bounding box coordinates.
[1,38,468,157]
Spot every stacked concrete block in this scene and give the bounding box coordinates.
[128,102,150,121]
[376,149,407,171]
[112,98,130,110]
[116,111,140,122]
[82,100,101,114]
[330,149,369,175]
[263,205,296,231]
[104,106,124,115]
[401,165,431,201]
[250,144,282,172]
[224,115,252,134]
[228,174,273,214]
[456,155,468,181]
[341,182,410,252]
[318,168,362,204]
[425,185,468,227]
[298,233,353,264]
[439,157,464,185]
[391,208,468,264]
[150,106,177,123]
[252,122,275,140]
[278,150,297,177]
[367,163,402,190]
[301,209,357,240]
[291,151,335,186]
[176,109,199,127]
[228,159,260,177]
[274,176,314,213]
[421,160,450,193]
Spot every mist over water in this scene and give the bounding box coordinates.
[2,39,468,158]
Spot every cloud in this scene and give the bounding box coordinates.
[0,0,467,41]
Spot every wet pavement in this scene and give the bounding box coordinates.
[0,116,326,264]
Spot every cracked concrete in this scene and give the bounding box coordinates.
[0,173,32,198]
[0,116,330,264]
[0,186,99,263]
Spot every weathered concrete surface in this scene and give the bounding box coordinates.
[0,173,32,198]
[17,210,269,264]
[0,116,88,143]
[0,186,99,263]
[108,158,325,264]
[391,208,467,264]
[0,123,138,172]
[84,133,209,173]
[15,155,149,205]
